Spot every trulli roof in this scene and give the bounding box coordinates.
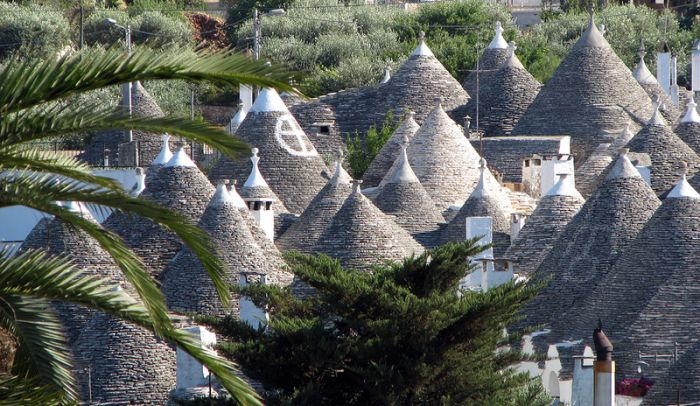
[313,183,424,270]
[208,88,329,214]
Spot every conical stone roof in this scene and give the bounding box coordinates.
[405,105,484,209]
[314,182,424,270]
[81,81,170,166]
[208,88,329,214]
[374,141,445,245]
[20,206,123,346]
[633,41,679,123]
[644,340,700,404]
[163,182,290,316]
[276,155,353,253]
[512,18,654,161]
[504,174,583,275]
[463,42,541,136]
[74,310,176,405]
[597,176,700,378]
[523,151,660,331]
[362,111,420,187]
[675,95,700,154]
[240,148,288,213]
[227,183,288,270]
[441,158,511,258]
[626,103,700,196]
[376,32,470,123]
[559,173,700,366]
[463,21,511,97]
[104,146,214,278]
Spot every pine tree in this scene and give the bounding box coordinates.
[203,241,547,405]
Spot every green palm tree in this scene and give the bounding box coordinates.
[0,46,296,405]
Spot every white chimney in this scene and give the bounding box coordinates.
[543,345,563,398]
[670,56,680,105]
[510,212,527,240]
[692,41,700,93]
[571,346,595,406]
[239,274,269,330]
[176,326,217,389]
[657,42,671,95]
[239,84,253,112]
[242,148,275,241]
[461,217,493,290]
[540,157,575,196]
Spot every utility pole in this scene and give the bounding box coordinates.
[252,8,260,61]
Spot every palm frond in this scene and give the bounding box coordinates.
[0,294,78,403]
[0,104,248,160]
[0,249,262,405]
[0,172,229,311]
[0,147,122,190]
[0,376,65,405]
[0,46,299,114]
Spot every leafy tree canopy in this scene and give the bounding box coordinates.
[202,242,548,405]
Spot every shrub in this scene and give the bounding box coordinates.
[84,8,192,48]
[0,3,71,59]
[346,110,397,178]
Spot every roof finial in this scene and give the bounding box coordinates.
[406,110,416,121]
[599,24,605,36]
[152,133,173,166]
[488,21,508,49]
[165,141,196,168]
[351,179,363,194]
[508,41,517,57]
[588,1,595,27]
[243,147,270,188]
[419,31,425,42]
[620,147,629,156]
[638,38,646,59]
[412,31,434,57]
[380,65,391,84]
[681,94,700,123]
[667,161,700,198]
[648,95,666,126]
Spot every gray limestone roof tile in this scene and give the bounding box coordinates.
[290,36,469,139]
[362,111,420,187]
[373,145,445,245]
[276,159,353,253]
[626,111,700,196]
[103,159,214,278]
[461,46,541,136]
[20,214,124,346]
[440,160,512,259]
[313,184,424,271]
[74,312,176,405]
[644,340,700,404]
[80,82,170,167]
[549,180,700,375]
[208,89,329,214]
[504,177,583,275]
[162,183,291,316]
[522,153,660,334]
[511,20,654,162]
[404,105,484,210]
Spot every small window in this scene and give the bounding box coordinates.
[524,160,530,168]
[533,159,542,166]
[319,125,330,135]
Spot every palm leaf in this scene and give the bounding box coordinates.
[0,172,229,311]
[0,249,262,405]
[0,294,78,403]
[0,376,65,405]
[0,46,299,115]
[0,104,248,160]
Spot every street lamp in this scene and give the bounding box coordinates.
[252,9,286,61]
[104,18,134,143]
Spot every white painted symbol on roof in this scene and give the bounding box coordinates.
[275,114,318,157]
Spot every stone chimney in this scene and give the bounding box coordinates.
[593,321,615,406]
[692,41,700,94]
[670,55,680,105]
[657,41,671,96]
[510,212,527,240]
[463,216,494,290]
